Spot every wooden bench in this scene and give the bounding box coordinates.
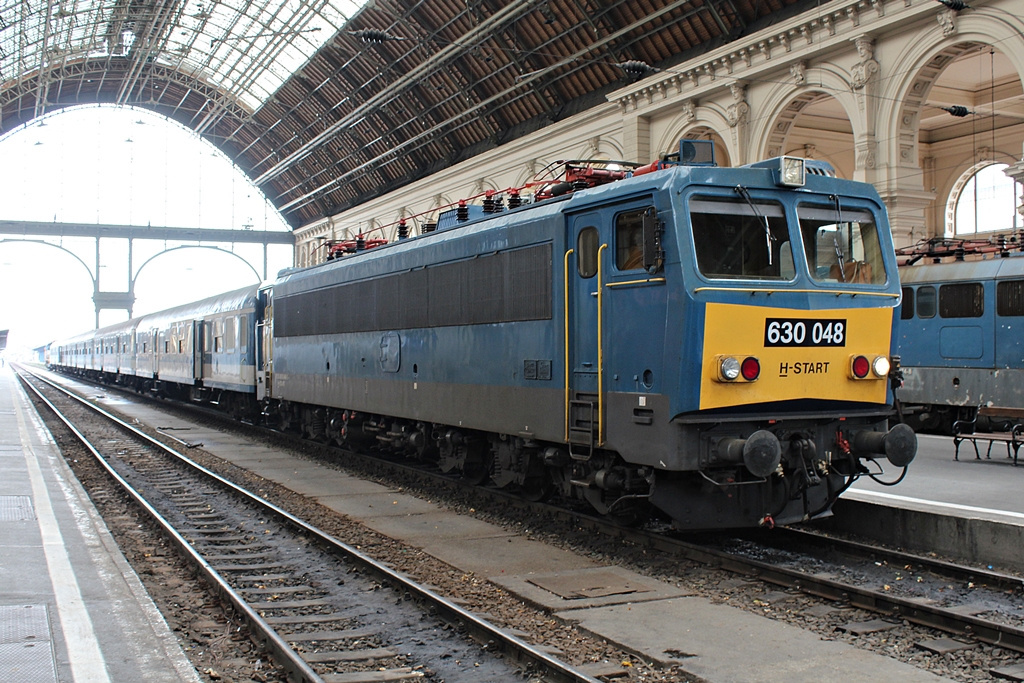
[952,416,1023,466]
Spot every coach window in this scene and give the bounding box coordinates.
[577,227,599,278]
[901,287,914,320]
[939,283,984,318]
[917,286,936,318]
[616,210,645,270]
[997,280,1024,316]
[691,198,791,279]
[225,317,235,352]
[239,316,248,351]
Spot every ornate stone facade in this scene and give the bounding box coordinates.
[294,0,1024,263]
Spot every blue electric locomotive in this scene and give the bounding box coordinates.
[896,237,1024,433]
[258,140,915,529]
[52,140,916,530]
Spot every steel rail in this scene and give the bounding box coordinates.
[18,367,603,683]
[773,527,1024,594]
[17,368,325,683]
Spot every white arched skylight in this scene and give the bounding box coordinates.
[947,163,1022,236]
[0,0,369,111]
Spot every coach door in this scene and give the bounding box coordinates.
[567,212,606,455]
[256,286,273,401]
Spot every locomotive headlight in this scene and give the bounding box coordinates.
[872,356,891,378]
[720,357,741,381]
[779,156,806,187]
[716,356,759,382]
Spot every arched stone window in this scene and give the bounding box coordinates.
[946,162,1022,236]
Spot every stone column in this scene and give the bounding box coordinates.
[620,111,650,165]
[877,188,935,248]
[1003,146,1024,222]
[726,82,750,166]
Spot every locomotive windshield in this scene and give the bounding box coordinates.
[691,198,793,279]
[799,205,885,285]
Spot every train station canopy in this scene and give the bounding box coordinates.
[1,0,816,228]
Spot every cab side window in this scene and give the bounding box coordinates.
[615,210,646,270]
[577,227,599,278]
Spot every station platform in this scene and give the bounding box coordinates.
[0,365,200,683]
[851,430,1024,521]
[841,429,1024,570]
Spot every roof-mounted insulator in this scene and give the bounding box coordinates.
[482,192,495,214]
[356,234,366,251]
[508,190,522,209]
[457,199,469,222]
[351,29,405,44]
[941,105,972,117]
[397,219,408,240]
[616,60,654,79]
[423,222,437,233]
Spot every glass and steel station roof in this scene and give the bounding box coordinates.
[1,0,358,112]
[0,0,816,228]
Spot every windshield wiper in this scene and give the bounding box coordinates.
[735,185,775,266]
[831,194,846,282]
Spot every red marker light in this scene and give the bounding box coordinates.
[741,357,760,381]
[852,355,870,378]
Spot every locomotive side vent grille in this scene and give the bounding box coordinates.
[276,244,552,337]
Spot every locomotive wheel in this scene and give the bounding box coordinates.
[461,453,491,485]
[520,474,552,502]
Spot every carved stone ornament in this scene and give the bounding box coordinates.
[851,37,879,89]
[937,8,956,37]
[791,61,807,85]
[681,99,696,125]
[727,84,750,128]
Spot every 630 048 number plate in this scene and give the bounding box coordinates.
[764,318,846,347]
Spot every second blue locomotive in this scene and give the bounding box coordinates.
[896,237,1024,433]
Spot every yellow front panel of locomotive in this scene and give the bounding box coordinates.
[699,302,892,410]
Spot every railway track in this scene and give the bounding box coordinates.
[17,367,605,683]
[551,496,1024,656]
[28,366,1024,678]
